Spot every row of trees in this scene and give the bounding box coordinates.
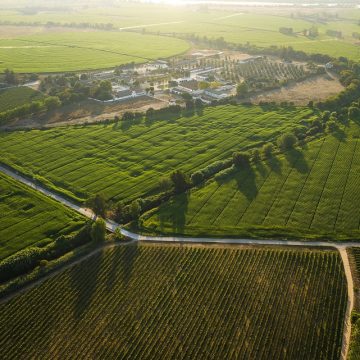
[0,96,61,125]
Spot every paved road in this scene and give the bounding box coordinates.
[0,163,357,359]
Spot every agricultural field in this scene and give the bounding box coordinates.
[0,172,84,260]
[1,4,360,63]
[0,105,314,203]
[0,31,189,73]
[0,244,347,359]
[0,87,43,112]
[141,123,360,240]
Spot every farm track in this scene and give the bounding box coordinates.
[0,163,358,360]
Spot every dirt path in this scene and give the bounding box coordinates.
[0,163,358,358]
[339,247,355,360]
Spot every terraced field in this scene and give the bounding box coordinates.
[0,172,84,260]
[0,105,314,203]
[0,32,189,73]
[0,244,347,359]
[142,123,360,240]
[0,87,43,112]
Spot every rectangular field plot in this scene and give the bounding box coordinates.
[0,105,313,203]
[143,126,360,239]
[0,245,347,360]
[0,173,84,260]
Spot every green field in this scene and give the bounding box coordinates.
[0,105,314,203]
[1,3,360,61]
[0,172,84,260]
[0,86,43,112]
[0,244,347,359]
[0,31,189,72]
[0,3,360,71]
[141,123,360,240]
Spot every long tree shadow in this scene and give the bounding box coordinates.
[285,148,309,174]
[158,193,189,234]
[120,242,140,287]
[266,155,282,174]
[332,128,347,142]
[235,166,258,201]
[70,251,104,320]
[105,246,123,291]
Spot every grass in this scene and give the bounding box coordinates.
[0,86,43,112]
[0,244,347,359]
[141,122,360,240]
[0,31,189,73]
[0,104,314,203]
[0,172,84,260]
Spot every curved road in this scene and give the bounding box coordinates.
[0,164,357,359]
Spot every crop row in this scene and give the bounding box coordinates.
[0,173,84,260]
[0,245,347,359]
[144,126,360,237]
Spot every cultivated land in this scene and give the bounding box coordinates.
[0,172,84,260]
[0,244,347,359]
[0,105,314,203]
[141,122,360,240]
[1,4,360,62]
[0,31,189,73]
[0,87,43,112]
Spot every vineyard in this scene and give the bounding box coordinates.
[142,123,360,240]
[237,58,309,82]
[0,245,347,359]
[0,87,43,113]
[0,105,313,203]
[0,173,84,260]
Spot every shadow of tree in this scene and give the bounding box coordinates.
[70,251,103,320]
[332,128,347,142]
[285,148,309,174]
[105,246,122,291]
[235,166,258,201]
[121,242,140,287]
[266,156,282,174]
[158,193,189,234]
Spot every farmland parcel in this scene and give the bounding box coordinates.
[0,245,347,359]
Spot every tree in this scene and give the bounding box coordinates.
[91,217,106,242]
[44,96,61,111]
[277,133,297,151]
[170,170,190,193]
[159,177,172,192]
[262,143,273,158]
[87,193,107,218]
[233,152,250,167]
[4,69,17,85]
[114,201,125,223]
[348,106,360,121]
[251,149,261,162]
[130,199,141,220]
[236,82,248,97]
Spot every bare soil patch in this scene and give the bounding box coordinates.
[244,73,344,105]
